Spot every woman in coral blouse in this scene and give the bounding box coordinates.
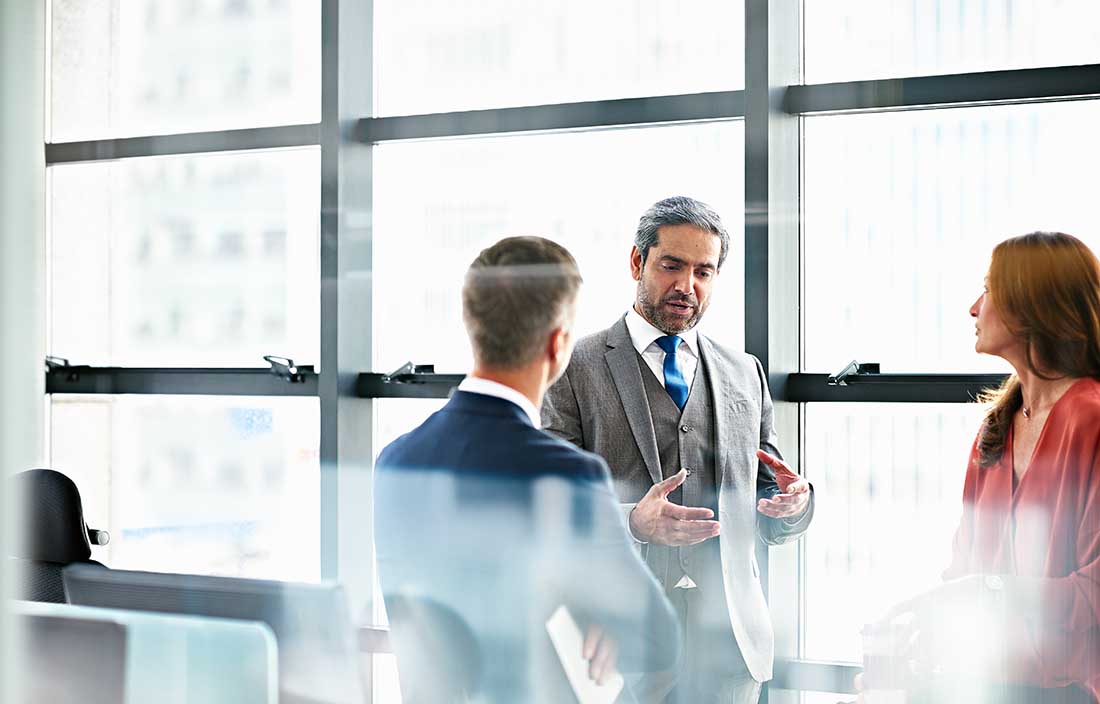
[877,232,1100,703]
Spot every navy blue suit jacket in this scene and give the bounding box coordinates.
[375,391,680,702]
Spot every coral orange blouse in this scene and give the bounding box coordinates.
[946,377,1100,701]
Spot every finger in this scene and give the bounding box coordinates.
[653,468,688,498]
[591,638,618,684]
[669,521,721,545]
[672,519,721,537]
[756,505,788,518]
[786,478,810,493]
[586,631,609,681]
[676,532,719,546]
[758,451,804,491]
[759,496,799,509]
[663,503,715,520]
[583,625,603,660]
[765,491,810,506]
[756,500,801,518]
[757,450,796,474]
[755,449,783,467]
[853,673,864,692]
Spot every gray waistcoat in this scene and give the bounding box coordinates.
[637,350,719,589]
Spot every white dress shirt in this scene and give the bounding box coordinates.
[621,308,702,555]
[624,306,699,393]
[457,376,542,428]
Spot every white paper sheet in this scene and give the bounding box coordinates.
[545,605,625,704]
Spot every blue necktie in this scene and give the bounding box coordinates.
[655,335,689,410]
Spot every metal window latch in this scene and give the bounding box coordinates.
[264,355,306,383]
[45,356,70,370]
[828,360,880,386]
[383,362,438,383]
[45,356,82,382]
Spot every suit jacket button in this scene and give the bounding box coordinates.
[682,467,693,476]
[680,424,691,432]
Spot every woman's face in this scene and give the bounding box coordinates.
[969,276,1019,359]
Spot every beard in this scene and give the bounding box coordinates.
[636,277,706,334]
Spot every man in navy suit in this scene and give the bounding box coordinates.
[375,236,680,703]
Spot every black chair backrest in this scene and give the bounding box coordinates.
[10,468,107,602]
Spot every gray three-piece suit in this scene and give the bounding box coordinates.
[542,316,814,703]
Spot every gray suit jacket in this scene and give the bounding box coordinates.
[542,316,814,682]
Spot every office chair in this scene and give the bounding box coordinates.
[385,594,482,704]
[10,468,109,603]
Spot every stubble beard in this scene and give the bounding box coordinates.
[636,277,704,335]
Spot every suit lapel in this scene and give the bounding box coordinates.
[604,318,663,485]
[699,335,733,488]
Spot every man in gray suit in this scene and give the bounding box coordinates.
[542,196,814,704]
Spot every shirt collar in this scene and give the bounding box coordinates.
[624,306,699,358]
[457,376,542,428]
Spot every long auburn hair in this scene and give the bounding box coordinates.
[976,232,1100,467]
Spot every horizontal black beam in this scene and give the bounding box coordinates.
[358,91,745,142]
[785,63,1100,115]
[356,372,465,399]
[45,123,321,164]
[46,367,318,396]
[785,373,1007,403]
[772,659,860,694]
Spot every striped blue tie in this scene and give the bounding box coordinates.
[655,335,689,410]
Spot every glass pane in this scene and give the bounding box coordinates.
[802,403,987,663]
[375,400,447,458]
[370,400,446,704]
[374,0,744,115]
[48,395,320,581]
[49,0,321,141]
[373,122,745,374]
[803,100,1100,373]
[804,0,1100,83]
[372,654,403,704]
[49,147,320,367]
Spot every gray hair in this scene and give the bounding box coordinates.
[462,236,582,369]
[635,196,729,269]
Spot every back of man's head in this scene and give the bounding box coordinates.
[462,236,582,370]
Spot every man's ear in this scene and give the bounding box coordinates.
[548,326,568,365]
[630,245,644,282]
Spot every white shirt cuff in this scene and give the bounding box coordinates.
[621,502,648,544]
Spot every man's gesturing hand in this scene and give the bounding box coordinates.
[628,468,720,546]
[755,450,811,519]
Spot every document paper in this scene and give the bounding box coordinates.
[545,605,625,704]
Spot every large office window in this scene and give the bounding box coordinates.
[372,122,745,374]
[800,403,985,662]
[795,1,1100,683]
[49,395,320,581]
[374,0,744,115]
[45,0,323,582]
[36,0,1100,702]
[49,148,320,367]
[49,0,320,140]
[804,101,1100,374]
[803,0,1100,83]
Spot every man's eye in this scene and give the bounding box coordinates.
[697,270,712,279]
